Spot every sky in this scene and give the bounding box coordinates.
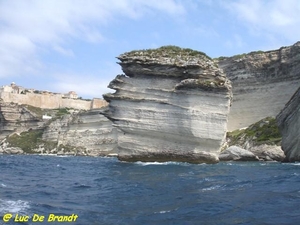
[1,0,300,99]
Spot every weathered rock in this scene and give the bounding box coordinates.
[42,108,118,156]
[226,117,284,161]
[219,146,259,161]
[219,42,300,131]
[0,100,44,140]
[0,101,117,156]
[103,46,232,164]
[277,87,300,162]
[0,145,24,154]
[249,145,285,161]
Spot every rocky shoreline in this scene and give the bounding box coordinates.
[2,43,300,163]
[0,104,117,157]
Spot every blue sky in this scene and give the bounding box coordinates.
[1,0,300,99]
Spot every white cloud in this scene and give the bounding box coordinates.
[225,34,246,50]
[52,73,115,99]
[223,0,300,43]
[51,61,123,98]
[0,0,186,78]
[53,45,75,57]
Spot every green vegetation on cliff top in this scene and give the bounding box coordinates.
[6,129,82,154]
[22,104,72,119]
[227,117,282,146]
[215,50,265,61]
[122,45,212,60]
[7,129,46,153]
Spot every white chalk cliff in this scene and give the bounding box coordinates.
[0,100,44,140]
[103,46,232,163]
[219,42,300,131]
[277,87,300,162]
[42,108,118,156]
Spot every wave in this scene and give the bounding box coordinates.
[154,207,178,214]
[134,161,187,166]
[202,185,222,191]
[0,199,30,214]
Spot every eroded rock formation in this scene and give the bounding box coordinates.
[277,87,300,162]
[42,108,117,156]
[103,46,232,164]
[0,101,117,156]
[219,146,259,161]
[225,117,285,161]
[219,42,300,131]
[0,100,44,140]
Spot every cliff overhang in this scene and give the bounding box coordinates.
[103,45,232,164]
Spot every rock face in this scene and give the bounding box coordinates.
[277,87,300,162]
[219,42,300,131]
[250,144,285,161]
[0,101,117,156]
[226,117,285,161]
[219,146,259,161]
[103,46,232,164]
[42,108,117,156]
[0,100,44,140]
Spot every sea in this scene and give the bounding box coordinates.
[1,155,300,225]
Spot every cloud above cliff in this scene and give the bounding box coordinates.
[0,0,185,97]
[224,0,300,46]
[1,0,300,98]
[0,0,184,74]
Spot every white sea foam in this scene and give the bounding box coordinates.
[55,155,74,158]
[1,183,7,187]
[135,161,184,166]
[158,210,171,214]
[202,185,222,191]
[154,208,178,214]
[0,199,30,214]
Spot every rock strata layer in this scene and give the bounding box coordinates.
[103,46,232,164]
[0,102,117,156]
[42,108,117,156]
[277,87,300,162]
[0,100,44,140]
[219,42,300,131]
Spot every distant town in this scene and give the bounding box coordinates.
[0,82,107,110]
[0,82,79,99]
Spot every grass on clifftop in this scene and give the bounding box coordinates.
[123,45,212,60]
[22,105,72,119]
[6,129,83,154]
[227,117,282,146]
[7,129,44,153]
[23,105,44,118]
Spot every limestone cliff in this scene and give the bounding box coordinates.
[103,46,232,164]
[277,87,300,162]
[218,42,300,131]
[42,108,117,156]
[0,100,44,140]
[0,101,117,156]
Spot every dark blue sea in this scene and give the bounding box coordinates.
[1,155,300,225]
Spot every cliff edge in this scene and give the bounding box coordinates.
[103,46,232,164]
[219,42,300,131]
[277,87,300,162]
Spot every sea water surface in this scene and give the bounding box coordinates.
[1,155,300,225]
